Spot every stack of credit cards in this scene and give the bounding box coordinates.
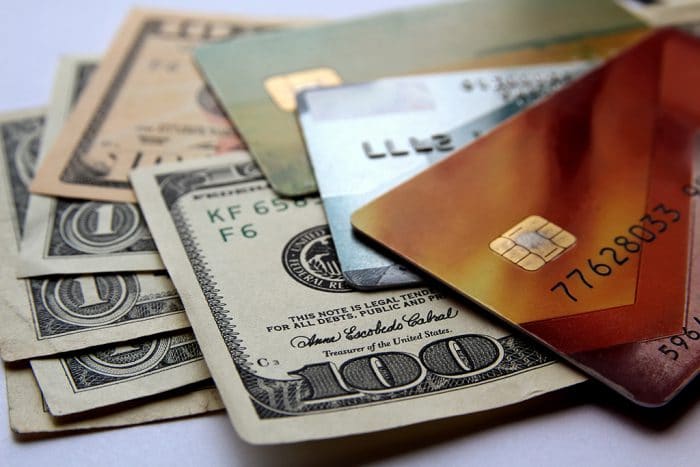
[11,0,700,445]
[352,29,700,406]
[297,62,591,289]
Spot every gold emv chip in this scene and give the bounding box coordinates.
[489,215,576,271]
[264,68,343,112]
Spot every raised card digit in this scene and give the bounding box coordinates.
[614,236,641,253]
[587,259,612,276]
[599,247,628,265]
[628,225,656,242]
[551,281,577,302]
[658,344,679,361]
[640,214,667,233]
[670,336,689,349]
[567,268,593,288]
[653,203,681,222]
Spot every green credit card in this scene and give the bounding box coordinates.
[195,0,646,196]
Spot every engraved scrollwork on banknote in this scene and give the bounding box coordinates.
[240,334,546,418]
[40,274,140,327]
[12,120,42,189]
[75,337,171,377]
[1,115,44,233]
[73,63,98,101]
[57,202,148,254]
[26,271,187,340]
[157,161,263,208]
[62,331,203,390]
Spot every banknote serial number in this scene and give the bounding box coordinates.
[213,196,320,242]
[550,203,680,302]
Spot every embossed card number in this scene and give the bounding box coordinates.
[550,203,680,302]
[290,334,504,399]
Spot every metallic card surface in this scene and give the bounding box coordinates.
[490,215,577,271]
[298,62,589,290]
[195,0,646,196]
[352,30,700,406]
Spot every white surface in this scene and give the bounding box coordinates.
[1,1,699,466]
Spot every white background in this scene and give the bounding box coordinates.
[1,1,699,466]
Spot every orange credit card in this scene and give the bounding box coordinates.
[352,29,700,406]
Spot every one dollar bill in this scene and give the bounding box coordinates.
[18,56,165,277]
[0,108,189,361]
[131,153,585,444]
[30,329,210,416]
[30,9,284,203]
[5,364,222,434]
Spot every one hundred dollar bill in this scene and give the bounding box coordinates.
[30,329,209,415]
[18,56,165,277]
[131,153,585,444]
[6,363,222,434]
[0,109,189,361]
[30,9,284,203]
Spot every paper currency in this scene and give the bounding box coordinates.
[18,56,166,277]
[195,0,645,197]
[131,152,584,444]
[298,61,589,290]
[30,9,284,203]
[30,329,209,415]
[0,108,189,361]
[6,364,222,434]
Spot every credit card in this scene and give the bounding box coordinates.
[298,62,590,290]
[352,29,700,406]
[195,0,646,197]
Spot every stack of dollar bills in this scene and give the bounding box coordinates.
[0,0,696,443]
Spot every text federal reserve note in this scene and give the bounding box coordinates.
[30,329,209,415]
[30,9,283,203]
[131,153,584,444]
[18,56,166,277]
[6,364,222,434]
[0,109,189,361]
